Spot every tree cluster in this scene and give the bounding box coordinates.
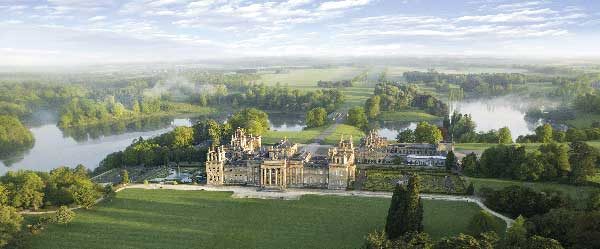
[396,122,443,145]
[365,82,448,118]
[0,115,35,159]
[443,112,512,143]
[317,80,353,88]
[305,107,328,128]
[403,71,527,97]
[462,142,598,184]
[517,123,600,143]
[481,186,571,218]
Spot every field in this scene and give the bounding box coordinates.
[259,67,364,87]
[262,126,327,145]
[26,189,505,248]
[339,87,374,110]
[565,113,600,128]
[360,168,467,194]
[378,111,442,122]
[465,177,599,206]
[323,124,365,145]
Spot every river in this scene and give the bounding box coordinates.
[377,96,543,141]
[0,113,305,174]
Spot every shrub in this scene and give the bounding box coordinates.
[53,206,75,224]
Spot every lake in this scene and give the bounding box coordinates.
[1,114,305,174]
[378,96,542,141]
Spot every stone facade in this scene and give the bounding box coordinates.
[205,128,356,190]
[355,130,450,167]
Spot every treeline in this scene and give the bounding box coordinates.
[317,80,353,88]
[573,91,600,114]
[98,108,269,172]
[480,185,600,249]
[59,96,208,127]
[224,84,345,112]
[0,166,102,210]
[517,124,600,143]
[0,82,86,118]
[0,166,105,248]
[0,115,34,159]
[462,141,599,184]
[365,83,448,118]
[403,71,527,97]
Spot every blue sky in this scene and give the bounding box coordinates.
[1,0,599,65]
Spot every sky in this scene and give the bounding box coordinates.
[1,0,600,66]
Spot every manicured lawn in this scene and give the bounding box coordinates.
[262,126,327,145]
[378,111,442,122]
[323,124,365,145]
[465,177,599,206]
[26,189,504,248]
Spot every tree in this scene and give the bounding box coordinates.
[365,95,381,119]
[396,129,416,143]
[305,107,327,128]
[526,236,564,249]
[228,108,270,135]
[0,205,23,247]
[171,127,194,148]
[502,215,527,248]
[0,184,8,205]
[445,151,457,171]
[568,141,599,184]
[132,100,141,114]
[121,169,130,184]
[72,181,99,209]
[347,107,368,130]
[0,115,35,158]
[466,183,475,195]
[53,205,75,224]
[414,122,443,144]
[497,127,512,144]
[468,211,501,236]
[535,124,553,143]
[364,230,392,249]
[1,171,44,210]
[433,233,497,249]
[461,153,479,176]
[385,175,423,240]
[539,143,571,179]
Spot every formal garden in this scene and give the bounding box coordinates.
[359,168,467,194]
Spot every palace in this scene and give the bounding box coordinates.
[355,130,451,167]
[206,128,356,190]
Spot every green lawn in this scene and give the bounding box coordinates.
[26,189,504,248]
[378,111,442,122]
[465,177,599,206]
[262,126,327,145]
[323,124,365,144]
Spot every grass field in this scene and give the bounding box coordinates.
[378,111,442,122]
[259,67,363,87]
[339,87,374,110]
[465,177,599,206]
[262,126,327,145]
[26,189,505,248]
[323,124,365,144]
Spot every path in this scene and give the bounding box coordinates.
[303,112,345,154]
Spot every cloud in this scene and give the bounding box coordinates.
[88,15,106,21]
[457,8,556,23]
[318,0,371,11]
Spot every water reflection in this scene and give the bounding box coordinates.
[449,97,543,138]
[268,113,305,131]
